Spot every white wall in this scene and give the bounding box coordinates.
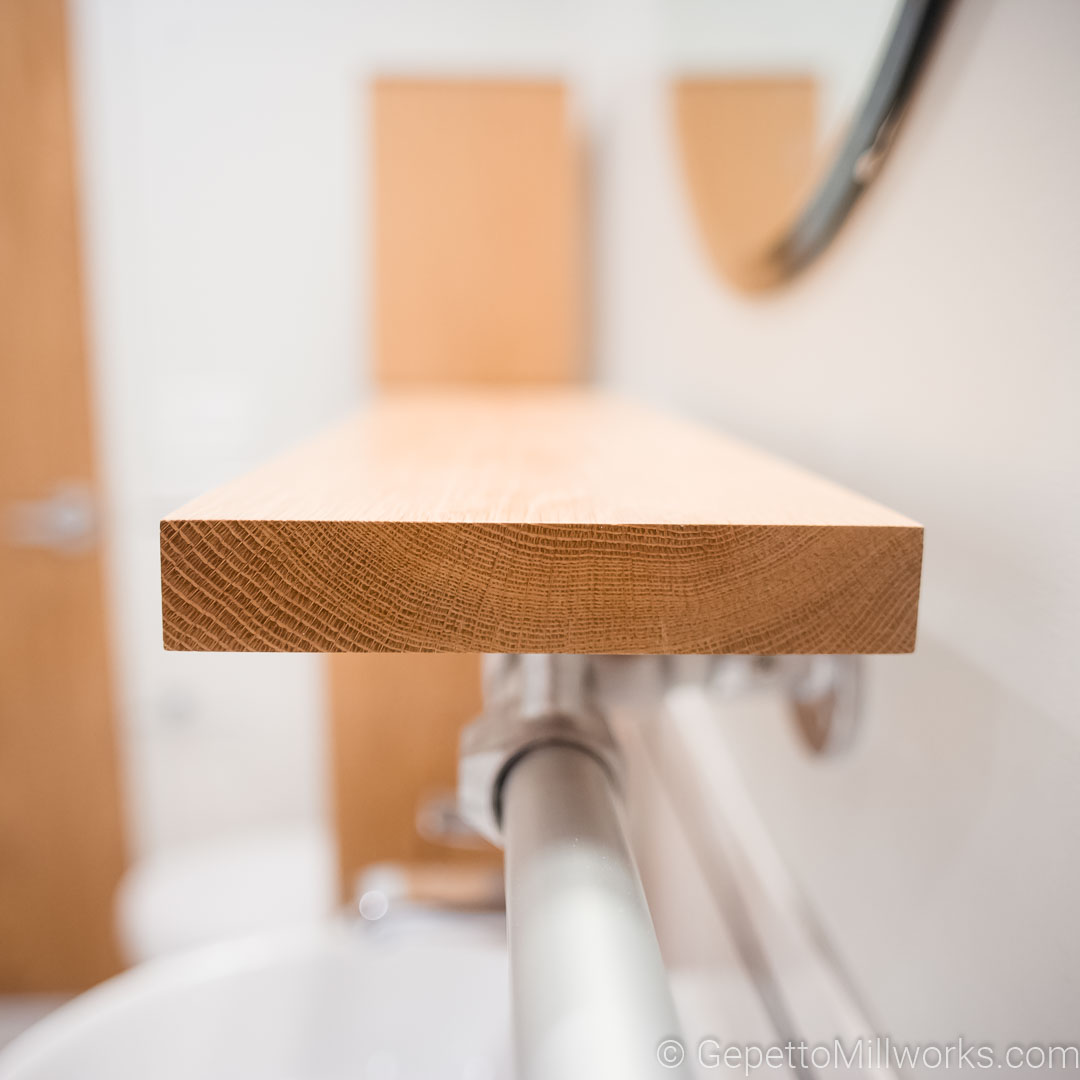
[70,0,1079,1051]
[597,0,1080,1053]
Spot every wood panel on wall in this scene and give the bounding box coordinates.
[329,80,582,893]
[0,0,127,989]
[674,76,818,289]
[372,79,583,386]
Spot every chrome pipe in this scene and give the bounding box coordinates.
[502,742,686,1080]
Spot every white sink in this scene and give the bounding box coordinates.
[0,914,512,1080]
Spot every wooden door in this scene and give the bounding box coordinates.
[0,0,126,990]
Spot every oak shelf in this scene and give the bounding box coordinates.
[160,390,922,655]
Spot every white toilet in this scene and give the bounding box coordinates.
[115,824,338,964]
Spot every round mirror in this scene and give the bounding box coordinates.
[666,0,951,289]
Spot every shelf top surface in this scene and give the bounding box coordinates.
[166,389,917,530]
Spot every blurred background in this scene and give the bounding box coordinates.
[2,0,1079,1069]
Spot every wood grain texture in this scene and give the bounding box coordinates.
[373,79,583,384]
[161,390,922,655]
[0,0,127,989]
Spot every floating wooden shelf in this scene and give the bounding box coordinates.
[161,390,922,655]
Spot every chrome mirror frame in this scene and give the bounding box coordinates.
[753,0,953,287]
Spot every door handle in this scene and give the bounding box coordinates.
[4,482,98,554]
